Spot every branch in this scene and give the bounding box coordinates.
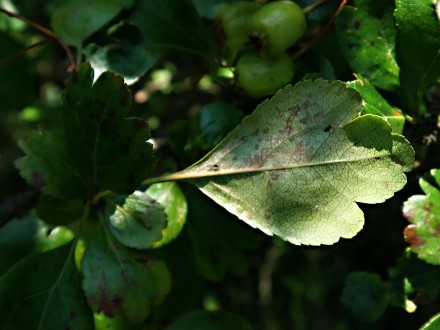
[0,7,76,70]
[293,0,348,60]
[0,190,40,228]
[0,39,49,68]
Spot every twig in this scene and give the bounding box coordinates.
[302,0,328,14]
[0,190,40,228]
[293,0,348,60]
[0,7,76,70]
[0,39,49,68]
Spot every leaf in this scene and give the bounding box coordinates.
[335,6,399,90]
[83,43,163,85]
[0,242,94,330]
[81,221,171,322]
[186,187,258,281]
[402,169,440,265]
[16,64,155,198]
[128,0,216,57]
[159,79,414,246]
[395,0,440,110]
[192,0,236,19]
[146,182,188,248]
[347,74,405,133]
[108,191,167,249]
[341,272,391,322]
[167,310,253,330]
[199,102,244,146]
[421,313,440,330]
[61,63,155,194]
[51,0,134,47]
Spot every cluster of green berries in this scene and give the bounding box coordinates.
[217,0,306,97]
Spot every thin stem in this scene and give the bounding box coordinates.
[91,190,113,205]
[293,0,348,60]
[0,7,76,70]
[0,39,49,68]
[302,0,328,15]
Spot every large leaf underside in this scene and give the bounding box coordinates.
[178,79,413,246]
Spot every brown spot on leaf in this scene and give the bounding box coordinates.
[404,224,425,248]
[353,21,361,30]
[100,118,119,140]
[69,311,76,320]
[31,172,45,190]
[132,118,148,130]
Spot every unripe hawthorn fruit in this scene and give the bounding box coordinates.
[247,0,306,55]
[217,1,261,51]
[236,52,294,97]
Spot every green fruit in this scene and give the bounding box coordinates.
[236,52,294,97]
[248,0,306,55]
[217,1,261,50]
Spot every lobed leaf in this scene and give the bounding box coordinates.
[167,79,414,246]
[81,222,171,322]
[108,191,168,249]
[402,169,440,265]
[146,182,188,248]
[347,74,405,133]
[336,6,399,90]
[0,242,93,330]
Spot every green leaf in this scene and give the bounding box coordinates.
[0,242,94,330]
[62,63,154,194]
[421,313,440,330]
[395,0,440,111]
[167,310,253,330]
[336,6,399,90]
[81,221,171,322]
[108,191,167,249]
[129,0,216,57]
[16,131,86,198]
[402,169,440,265]
[153,79,414,246]
[341,272,391,322]
[347,74,405,133]
[199,102,244,146]
[186,187,258,281]
[83,43,163,85]
[146,182,188,248]
[192,0,236,19]
[51,0,134,47]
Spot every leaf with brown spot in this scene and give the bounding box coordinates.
[149,79,414,246]
[402,169,440,265]
[81,221,171,322]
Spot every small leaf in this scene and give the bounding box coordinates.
[81,222,171,322]
[336,6,399,90]
[341,272,391,322]
[0,242,94,330]
[52,0,134,47]
[402,169,440,265]
[83,43,163,85]
[167,310,253,330]
[199,102,244,146]
[166,79,413,246]
[108,191,167,249]
[347,74,405,133]
[146,182,188,248]
[129,0,216,57]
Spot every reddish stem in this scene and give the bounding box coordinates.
[293,0,348,60]
[0,39,49,68]
[0,7,76,70]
